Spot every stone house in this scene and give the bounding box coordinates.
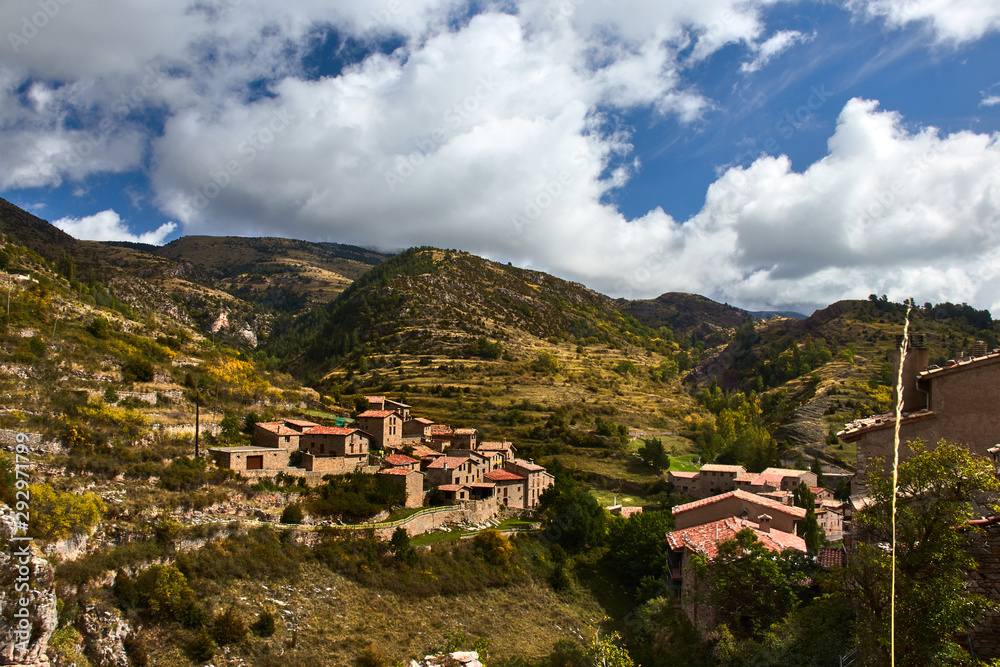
[383,453,421,472]
[672,489,806,533]
[505,459,554,509]
[666,516,806,634]
[356,410,403,451]
[252,419,320,450]
[208,446,290,472]
[477,440,516,463]
[839,338,1000,492]
[378,468,424,508]
[367,395,411,421]
[453,428,478,449]
[698,464,747,495]
[403,417,435,440]
[815,505,844,541]
[485,469,525,508]
[760,468,818,492]
[668,471,701,496]
[296,426,373,473]
[425,456,483,488]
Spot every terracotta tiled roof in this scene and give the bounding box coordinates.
[918,351,1000,379]
[305,426,360,436]
[385,454,419,466]
[412,445,444,458]
[666,517,806,559]
[437,484,468,492]
[486,469,525,482]
[454,428,477,435]
[255,421,304,435]
[357,410,396,419]
[411,418,435,425]
[283,419,320,428]
[670,471,700,479]
[619,507,643,519]
[734,471,756,483]
[817,546,845,568]
[470,481,496,488]
[837,410,937,441]
[701,464,747,474]
[671,489,807,519]
[478,441,513,451]
[753,474,784,488]
[426,456,472,470]
[366,395,386,402]
[761,467,812,479]
[429,425,453,434]
[378,467,418,476]
[508,458,544,471]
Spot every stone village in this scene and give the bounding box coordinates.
[206,395,555,517]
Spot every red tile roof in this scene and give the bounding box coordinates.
[255,421,304,435]
[411,418,435,425]
[454,428,477,435]
[429,425,453,434]
[305,426,361,436]
[671,489,807,519]
[478,441,514,453]
[701,464,747,474]
[670,471,700,479]
[508,458,544,472]
[666,517,806,559]
[378,468,418,476]
[412,445,444,458]
[486,469,525,482]
[284,419,320,428]
[817,546,845,568]
[918,351,1000,379]
[426,456,472,470]
[619,507,643,519]
[734,471,756,483]
[837,410,937,441]
[761,467,812,478]
[753,474,784,488]
[385,454,419,466]
[437,484,468,492]
[357,410,396,419]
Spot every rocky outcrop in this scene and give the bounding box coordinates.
[0,504,58,667]
[77,606,131,667]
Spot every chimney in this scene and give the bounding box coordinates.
[757,514,772,534]
[972,340,988,357]
[443,461,448,471]
[892,333,929,413]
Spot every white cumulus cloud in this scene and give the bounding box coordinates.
[849,0,1000,45]
[53,210,177,245]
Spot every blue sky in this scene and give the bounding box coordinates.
[1,0,998,314]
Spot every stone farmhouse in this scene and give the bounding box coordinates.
[666,516,806,633]
[356,410,403,451]
[839,336,1000,492]
[672,489,807,533]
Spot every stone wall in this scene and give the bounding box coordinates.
[967,518,1000,659]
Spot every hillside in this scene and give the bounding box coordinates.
[620,292,752,338]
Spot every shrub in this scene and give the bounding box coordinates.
[251,609,277,638]
[122,356,155,383]
[211,606,247,646]
[186,629,216,663]
[88,316,111,339]
[27,483,106,540]
[281,503,304,525]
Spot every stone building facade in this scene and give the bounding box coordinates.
[841,346,1000,492]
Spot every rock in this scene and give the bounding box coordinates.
[77,605,132,667]
[0,503,58,667]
